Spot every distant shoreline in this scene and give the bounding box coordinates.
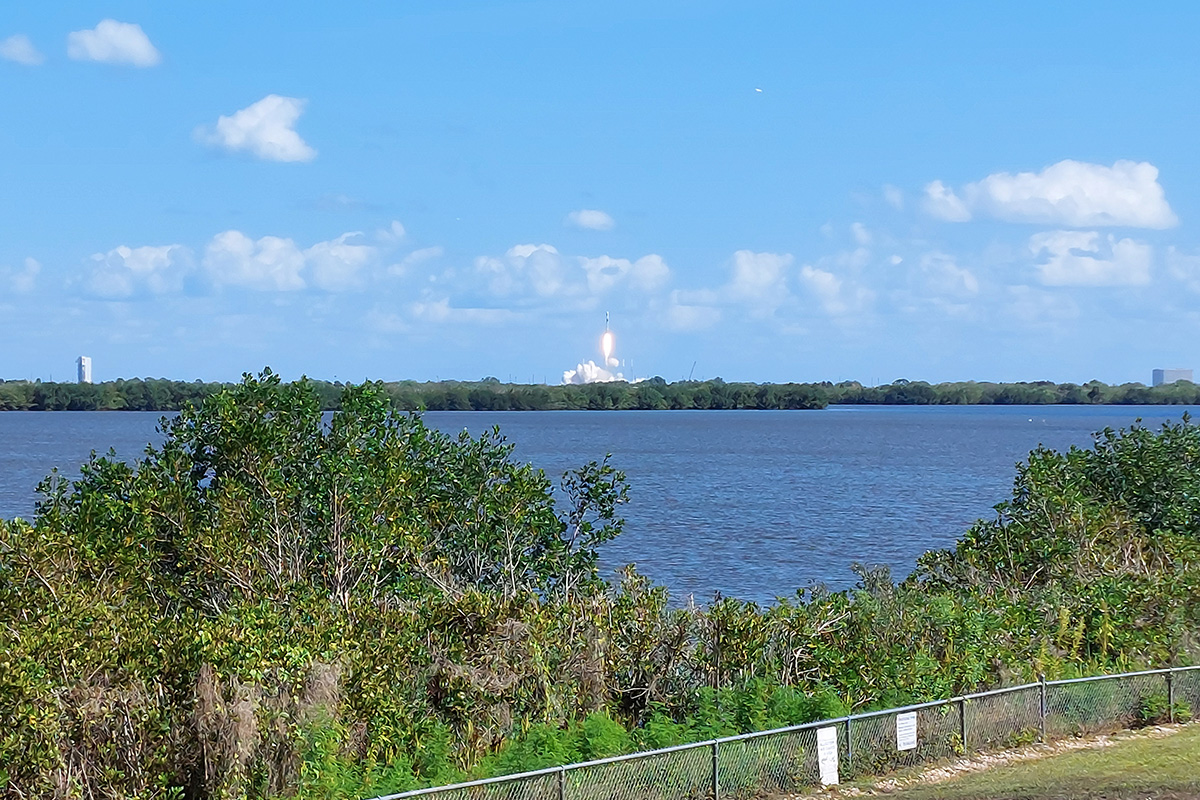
[3,376,1199,412]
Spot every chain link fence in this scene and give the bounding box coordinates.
[370,666,1200,800]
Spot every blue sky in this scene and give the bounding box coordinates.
[3,2,1200,384]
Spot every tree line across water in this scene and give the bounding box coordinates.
[2,370,1199,798]
[3,374,1200,411]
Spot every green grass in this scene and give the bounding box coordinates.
[879,725,1200,800]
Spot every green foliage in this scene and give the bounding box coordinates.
[9,374,1200,414]
[2,372,1200,799]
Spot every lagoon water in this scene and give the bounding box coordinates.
[1,405,1196,604]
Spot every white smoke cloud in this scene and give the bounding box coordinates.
[562,361,627,384]
[561,317,646,384]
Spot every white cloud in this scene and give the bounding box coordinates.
[925,160,1176,229]
[565,209,616,231]
[651,251,797,327]
[1,258,41,294]
[197,95,316,163]
[305,232,374,291]
[798,266,844,315]
[390,246,444,275]
[67,20,160,67]
[203,231,307,291]
[409,297,513,325]
[1,34,44,66]
[476,244,565,297]
[923,180,972,222]
[579,254,670,294]
[378,220,406,242]
[798,264,875,317]
[917,252,979,298]
[202,229,377,291]
[1030,230,1152,287]
[86,244,189,298]
[727,250,793,307]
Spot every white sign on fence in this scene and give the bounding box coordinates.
[896,712,918,751]
[817,725,840,786]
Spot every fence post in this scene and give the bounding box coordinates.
[958,697,968,754]
[845,717,853,771]
[1038,673,1047,743]
[711,740,719,800]
[1167,670,1175,725]
[558,766,566,800]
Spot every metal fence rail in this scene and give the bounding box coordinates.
[369,666,1200,800]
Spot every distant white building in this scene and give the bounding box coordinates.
[77,356,92,384]
[1152,368,1192,386]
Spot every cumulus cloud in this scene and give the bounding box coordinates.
[305,232,374,291]
[464,242,674,320]
[86,244,190,298]
[476,244,566,298]
[925,160,1176,228]
[1,258,41,294]
[651,251,799,326]
[565,209,616,231]
[923,180,972,222]
[202,230,376,291]
[203,231,307,291]
[390,246,444,275]
[917,252,979,298]
[67,20,160,67]
[795,265,869,317]
[197,95,316,163]
[727,250,793,307]
[1030,230,1152,286]
[1,34,44,66]
[579,254,670,294]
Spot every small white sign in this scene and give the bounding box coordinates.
[896,712,918,751]
[817,725,839,786]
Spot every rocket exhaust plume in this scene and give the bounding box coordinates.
[600,310,617,367]
[563,311,642,385]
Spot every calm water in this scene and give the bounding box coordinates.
[1,406,1195,603]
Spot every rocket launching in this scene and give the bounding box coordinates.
[601,311,615,366]
[563,311,638,385]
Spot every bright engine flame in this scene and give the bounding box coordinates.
[601,330,615,363]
